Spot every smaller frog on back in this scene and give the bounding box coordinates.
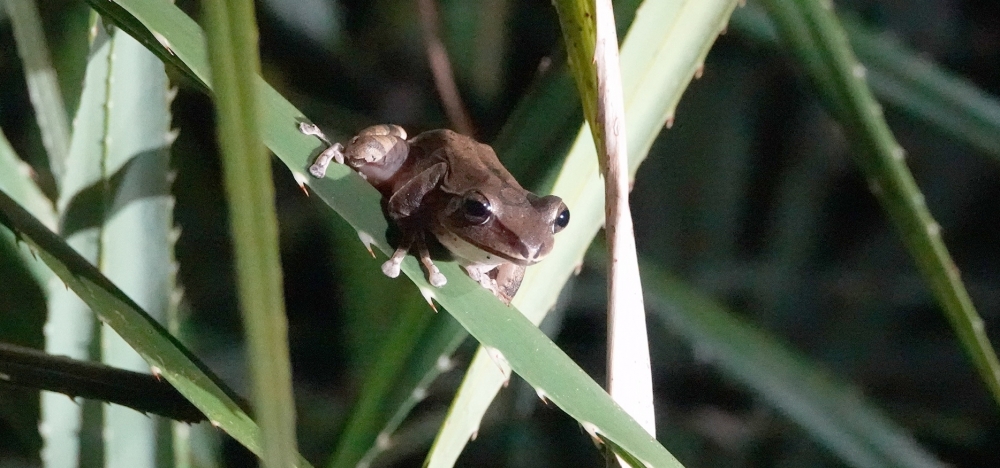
[300,123,570,304]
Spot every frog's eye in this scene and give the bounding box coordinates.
[462,191,492,225]
[553,205,570,233]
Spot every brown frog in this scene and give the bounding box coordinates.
[300,123,569,304]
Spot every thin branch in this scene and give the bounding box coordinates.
[0,342,207,423]
[416,0,476,136]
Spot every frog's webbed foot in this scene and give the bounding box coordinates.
[381,245,408,278]
[380,232,447,287]
[463,263,497,291]
[463,263,521,305]
[299,122,331,144]
[309,143,345,178]
[299,122,345,178]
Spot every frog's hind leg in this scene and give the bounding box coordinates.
[299,122,345,178]
[299,122,332,144]
[359,124,407,140]
[491,263,523,305]
[308,142,345,178]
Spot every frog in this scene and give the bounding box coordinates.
[299,122,570,304]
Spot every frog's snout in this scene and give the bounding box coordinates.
[518,239,553,264]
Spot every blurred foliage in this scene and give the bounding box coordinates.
[1,0,998,467]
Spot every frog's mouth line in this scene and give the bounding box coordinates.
[432,228,542,267]
[469,238,540,266]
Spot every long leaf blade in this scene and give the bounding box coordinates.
[201,1,299,466]
[759,0,1000,408]
[3,0,71,183]
[41,19,114,466]
[0,127,56,285]
[640,262,945,468]
[97,26,176,468]
[729,5,1000,164]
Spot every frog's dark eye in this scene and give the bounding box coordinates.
[553,205,570,233]
[462,192,492,225]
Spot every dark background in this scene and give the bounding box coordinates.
[1,0,999,466]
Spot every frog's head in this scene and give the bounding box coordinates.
[434,187,570,266]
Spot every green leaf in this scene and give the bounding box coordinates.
[0,341,204,424]
[0,127,56,285]
[326,289,464,468]
[96,25,176,468]
[201,1,298,467]
[552,0,599,152]
[758,0,1000,408]
[3,0,71,183]
[41,19,114,466]
[730,5,1000,163]
[641,262,946,468]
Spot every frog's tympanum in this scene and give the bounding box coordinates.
[300,123,570,304]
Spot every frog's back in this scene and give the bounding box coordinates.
[408,129,523,194]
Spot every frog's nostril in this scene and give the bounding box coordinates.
[519,243,534,261]
[521,241,551,263]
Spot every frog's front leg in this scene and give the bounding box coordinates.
[381,230,446,287]
[382,162,450,286]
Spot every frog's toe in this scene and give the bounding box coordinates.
[298,122,319,135]
[299,122,331,144]
[308,162,328,178]
[382,245,410,278]
[381,259,402,278]
[331,143,346,165]
[415,238,446,287]
[308,143,344,178]
[427,268,447,288]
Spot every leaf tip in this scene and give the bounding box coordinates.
[152,31,175,55]
[435,354,454,372]
[484,346,511,385]
[581,421,601,445]
[411,386,428,402]
[535,387,549,405]
[418,286,438,312]
[292,171,310,196]
[356,230,377,257]
[376,431,392,450]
